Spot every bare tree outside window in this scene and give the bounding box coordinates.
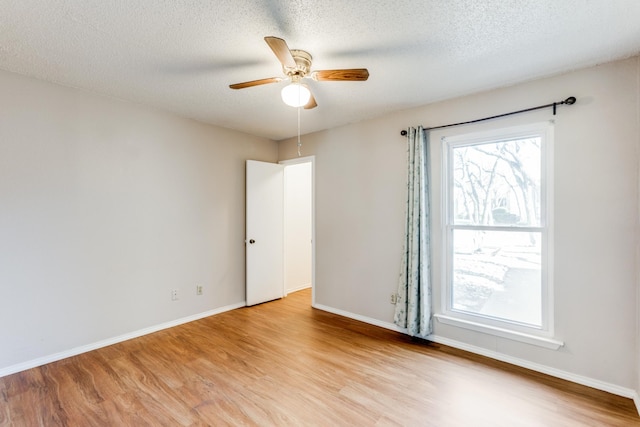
[450,137,543,326]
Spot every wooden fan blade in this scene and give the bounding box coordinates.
[311,69,369,81]
[304,92,317,109]
[264,36,296,69]
[229,77,282,90]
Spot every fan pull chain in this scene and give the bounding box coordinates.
[297,105,302,157]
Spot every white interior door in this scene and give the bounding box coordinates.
[246,160,284,306]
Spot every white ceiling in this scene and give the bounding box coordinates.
[1,1,639,141]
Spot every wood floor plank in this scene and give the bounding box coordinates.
[1,288,638,426]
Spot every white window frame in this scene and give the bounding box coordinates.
[436,121,562,350]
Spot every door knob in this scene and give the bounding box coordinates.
[249,239,256,244]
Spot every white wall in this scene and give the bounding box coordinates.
[284,162,312,293]
[279,57,640,393]
[0,70,277,372]
[637,54,640,404]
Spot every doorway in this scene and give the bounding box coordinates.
[280,156,314,306]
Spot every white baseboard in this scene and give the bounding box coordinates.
[427,334,636,399]
[0,301,246,378]
[313,303,405,332]
[286,283,312,294]
[312,304,637,401]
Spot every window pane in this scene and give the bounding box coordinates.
[452,137,541,226]
[451,229,541,326]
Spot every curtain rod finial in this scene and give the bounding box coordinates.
[564,96,576,105]
[401,130,408,136]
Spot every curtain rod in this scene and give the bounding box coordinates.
[400,96,576,136]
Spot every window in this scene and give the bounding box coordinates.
[439,122,559,347]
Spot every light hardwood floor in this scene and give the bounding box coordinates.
[1,288,638,426]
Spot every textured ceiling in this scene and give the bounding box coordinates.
[1,0,639,140]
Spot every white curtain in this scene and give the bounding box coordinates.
[394,126,432,338]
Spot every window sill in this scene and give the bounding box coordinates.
[434,314,564,350]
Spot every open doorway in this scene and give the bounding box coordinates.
[280,156,314,306]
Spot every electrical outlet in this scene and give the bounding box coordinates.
[196,285,203,295]
[390,293,397,304]
[171,289,179,301]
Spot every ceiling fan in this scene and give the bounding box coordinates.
[229,36,369,109]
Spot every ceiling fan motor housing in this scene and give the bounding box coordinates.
[284,49,312,80]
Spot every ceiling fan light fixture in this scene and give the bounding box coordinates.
[281,83,311,107]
